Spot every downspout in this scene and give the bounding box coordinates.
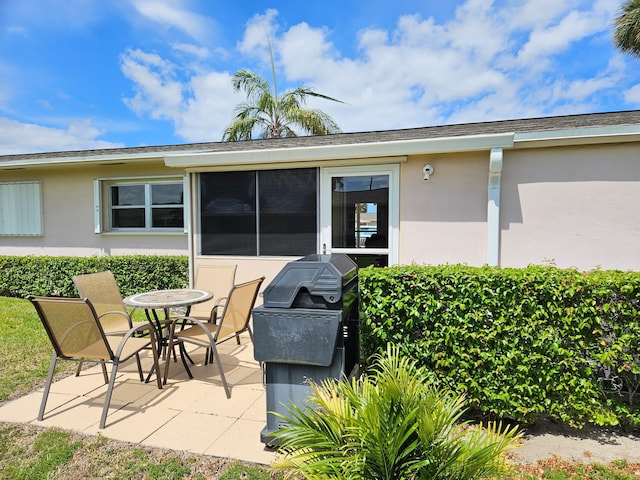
[186,172,195,287]
[487,148,503,266]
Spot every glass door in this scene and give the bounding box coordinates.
[321,165,398,268]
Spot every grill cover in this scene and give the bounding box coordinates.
[261,254,357,309]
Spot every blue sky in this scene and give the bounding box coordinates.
[0,0,638,155]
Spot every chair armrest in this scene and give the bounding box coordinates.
[98,310,133,327]
[211,298,228,324]
[112,322,158,357]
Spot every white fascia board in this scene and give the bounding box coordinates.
[514,125,640,148]
[0,148,209,169]
[163,133,515,168]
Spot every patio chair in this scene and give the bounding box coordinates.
[163,277,265,397]
[72,270,152,376]
[72,271,142,335]
[28,295,162,429]
[186,264,237,322]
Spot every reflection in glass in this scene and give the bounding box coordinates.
[332,175,388,249]
[200,171,257,255]
[152,208,184,228]
[112,208,145,228]
[199,168,317,256]
[152,184,183,205]
[111,185,144,206]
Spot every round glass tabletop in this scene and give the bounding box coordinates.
[123,289,212,308]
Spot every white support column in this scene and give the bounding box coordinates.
[487,148,503,266]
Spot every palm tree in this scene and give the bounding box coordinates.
[222,46,343,141]
[614,0,640,58]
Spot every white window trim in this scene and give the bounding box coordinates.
[320,164,399,265]
[93,176,186,234]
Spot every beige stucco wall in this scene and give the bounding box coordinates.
[0,162,188,256]
[399,152,489,266]
[499,143,640,271]
[2,140,638,274]
[397,143,640,271]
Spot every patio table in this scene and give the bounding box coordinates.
[123,289,213,382]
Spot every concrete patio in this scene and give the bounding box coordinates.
[0,332,276,465]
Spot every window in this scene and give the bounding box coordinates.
[0,181,42,236]
[199,168,317,256]
[95,178,185,232]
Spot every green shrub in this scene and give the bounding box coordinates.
[359,264,640,428]
[272,345,521,480]
[0,255,189,297]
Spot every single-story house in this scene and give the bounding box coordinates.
[1,110,639,284]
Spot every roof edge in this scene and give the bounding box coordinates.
[164,133,516,168]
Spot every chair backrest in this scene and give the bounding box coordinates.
[29,296,112,361]
[72,271,131,332]
[215,277,265,341]
[189,264,237,320]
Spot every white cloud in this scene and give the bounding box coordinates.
[120,48,185,122]
[237,9,279,59]
[623,84,640,105]
[114,1,634,141]
[119,47,239,142]
[179,71,239,141]
[131,0,214,42]
[172,42,210,59]
[0,117,123,155]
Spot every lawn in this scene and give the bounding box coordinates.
[1,295,639,479]
[0,296,79,402]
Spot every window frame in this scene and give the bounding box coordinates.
[320,164,399,265]
[94,176,187,234]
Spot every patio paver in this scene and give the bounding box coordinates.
[0,332,277,465]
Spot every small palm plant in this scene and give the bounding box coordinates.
[271,345,521,479]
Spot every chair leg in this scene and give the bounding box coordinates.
[210,345,231,398]
[38,353,58,421]
[247,326,253,343]
[178,342,193,379]
[100,360,120,429]
[148,334,163,390]
[77,360,108,383]
[163,326,176,385]
[100,362,109,383]
[135,353,144,382]
[177,341,195,365]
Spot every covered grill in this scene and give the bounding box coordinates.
[253,254,359,444]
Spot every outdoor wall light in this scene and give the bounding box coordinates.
[423,164,434,181]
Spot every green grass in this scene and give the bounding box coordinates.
[0,296,79,402]
[0,423,282,480]
[1,296,639,479]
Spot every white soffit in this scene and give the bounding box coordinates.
[514,125,640,148]
[163,133,515,169]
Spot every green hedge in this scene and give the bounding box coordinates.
[359,264,640,428]
[0,255,189,298]
[2,256,639,428]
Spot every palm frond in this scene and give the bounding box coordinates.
[271,345,521,479]
[222,116,258,141]
[284,108,341,136]
[223,61,343,140]
[614,0,640,57]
